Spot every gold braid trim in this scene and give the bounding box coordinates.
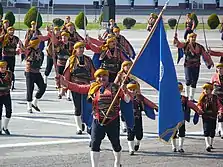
[198,92,206,104]
[2,33,9,47]
[88,81,102,99]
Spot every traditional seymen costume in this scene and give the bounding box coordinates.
[0,60,12,135]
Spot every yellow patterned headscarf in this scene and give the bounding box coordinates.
[94,68,109,78]
[61,32,70,37]
[127,83,138,90]
[113,27,120,33]
[7,27,15,32]
[66,22,74,27]
[0,61,7,67]
[29,37,41,48]
[202,83,213,90]
[31,21,36,25]
[54,26,60,31]
[74,42,85,49]
[101,37,116,51]
[3,20,9,24]
[178,82,183,91]
[187,33,197,41]
[88,81,102,98]
[69,42,86,71]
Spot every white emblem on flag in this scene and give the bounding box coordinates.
[160,61,164,82]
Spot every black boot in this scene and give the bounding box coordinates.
[206,146,211,152]
[11,81,15,91]
[3,128,10,135]
[134,145,140,151]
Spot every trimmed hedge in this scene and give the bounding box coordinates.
[123,17,136,29]
[190,13,198,29]
[75,11,88,29]
[24,7,43,28]
[4,11,15,26]
[53,18,64,27]
[168,18,177,29]
[98,12,104,25]
[207,13,220,29]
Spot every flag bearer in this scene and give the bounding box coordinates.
[58,68,131,167]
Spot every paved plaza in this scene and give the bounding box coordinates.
[0,29,223,167]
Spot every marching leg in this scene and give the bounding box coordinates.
[44,75,48,85]
[74,115,83,134]
[121,119,127,133]
[3,118,10,135]
[32,97,41,112]
[178,137,185,153]
[210,137,214,149]
[189,87,196,101]
[178,123,185,153]
[128,141,134,155]
[217,122,221,137]
[33,73,46,112]
[66,90,71,101]
[171,138,177,152]
[185,85,190,98]
[135,140,141,152]
[135,117,143,152]
[3,94,12,135]
[205,137,211,152]
[90,151,100,167]
[113,151,121,167]
[58,88,62,99]
[27,102,32,113]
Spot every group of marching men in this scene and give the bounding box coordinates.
[0,13,223,166]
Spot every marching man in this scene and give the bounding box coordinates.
[210,63,223,139]
[171,82,202,153]
[58,68,131,167]
[126,81,157,155]
[0,60,12,135]
[174,33,214,102]
[63,42,95,134]
[197,83,223,152]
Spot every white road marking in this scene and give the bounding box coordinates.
[0,131,205,148]
[12,110,73,115]
[13,116,76,127]
[0,139,90,148]
[11,91,58,95]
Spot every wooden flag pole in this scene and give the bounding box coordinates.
[101,0,170,125]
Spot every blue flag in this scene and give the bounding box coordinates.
[81,95,93,128]
[131,18,184,142]
[177,48,184,64]
[120,100,135,130]
[131,22,161,90]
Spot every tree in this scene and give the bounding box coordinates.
[5,11,15,26]
[24,7,43,28]
[53,18,64,27]
[75,11,88,29]
[207,14,220,29]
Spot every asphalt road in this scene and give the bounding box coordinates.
[0,29,223,167]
